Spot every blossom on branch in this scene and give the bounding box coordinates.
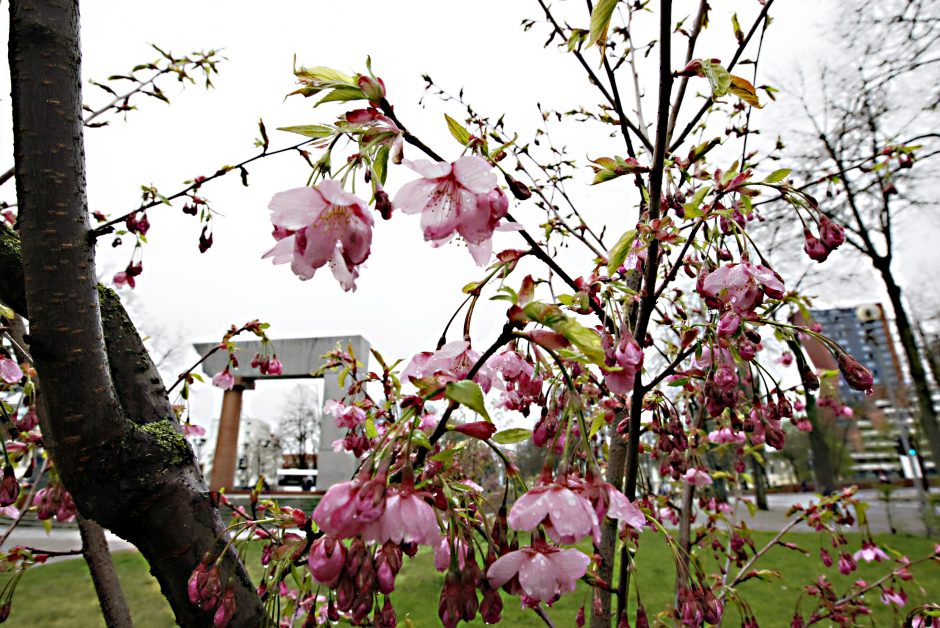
[393,156,508,265]
[264,181,373,291]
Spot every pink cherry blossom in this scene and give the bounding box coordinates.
[393,156,508,265]
[362,486,440,546]
[604,484,646,530]
[697,262,785,314]
[683,468,713,486]
[401,340,495,393]
[602,331,644,395]
[0,358,22,384]
[707,427,746,445]
[854,541,889,563]
[312,479,384,538]
[308,536,347,585]
[263,180,373,291]
[880,587,907,607]
[487,542,590,604]
[212,370,235,391]
[324,400,367,429]
[508,481,598,545]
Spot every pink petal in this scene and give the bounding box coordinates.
[487,551,526,588]
[0,359,23,384]
[508,489,550,531]
[467,239,493,266]
[549,548,590,589]
[453,156,497,194]
[519,553,559,602]
[329,249,359,292]
[262,236,295,264]
[419,187,463,241]
[404,159,453,179]
[268,188,324,229]
[393,178,440,215]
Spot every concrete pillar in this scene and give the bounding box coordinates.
[315,372,356,490]
[209,377,253,491]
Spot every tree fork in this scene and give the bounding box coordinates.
[8,1,264,625]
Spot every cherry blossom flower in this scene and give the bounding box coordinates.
[602,331,644,395]
[707,427,746,445]
[393,156,508,265]
[362,486,440,546]
[182,422,206,437]
[508,480,598,544]
[212,370,235,391]
[604,483,646,530]
[312,478,385,538]
[880,587,907,607]
[854,540,889,563]
[0,358,22,384]
[401,341,495,393]
[487,541,590,605]
[324,400,367,429]
[683,468,713,486]
[697,262,785,314]
[264,181,373,291]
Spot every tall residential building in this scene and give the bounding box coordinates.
[810,306,904,404]
[810,305,934,478]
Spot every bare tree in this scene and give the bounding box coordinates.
[276,385,322,470]
[771,0,940,469]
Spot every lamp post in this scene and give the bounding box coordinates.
[856,305,932,535]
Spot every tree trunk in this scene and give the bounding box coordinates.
[806,393,836,494]
[7,2,264,625]
[879,264,940,471]
[78,515,134,628]
[751,455,768,511]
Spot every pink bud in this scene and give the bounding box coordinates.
[819,216,845,249]
[837,352,874,393]
[357,75,386,100]
[213,587,236,627]
[454,421,497,440]
[0,466,19,507]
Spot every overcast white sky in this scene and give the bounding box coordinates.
[2,1,936,428]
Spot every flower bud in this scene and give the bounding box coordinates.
[818,216,845,249]
[0,466,19,507]
[837,352,874,393]
[454,421,497,440]
[309,536,346,586]
[803,230,829,262]
[213,587,236,628]
[358,75,386,101]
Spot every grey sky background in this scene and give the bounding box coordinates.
[2,1,936,427]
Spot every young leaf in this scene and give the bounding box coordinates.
[588,0,619,48]
[491,428,533,445]
[277,124,335,138]
[728,75,762,108]
[445,380,491,422]
[444,113,471,146]
[607,229,637,274]
[763,168,791,183]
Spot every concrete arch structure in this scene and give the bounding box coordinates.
[193,335,369,492]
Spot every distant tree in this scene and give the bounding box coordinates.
[276,385,322,470]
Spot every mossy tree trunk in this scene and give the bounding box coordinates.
[6,1,264,625]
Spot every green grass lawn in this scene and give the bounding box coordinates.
[4,532,937,627]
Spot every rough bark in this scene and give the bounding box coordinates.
[879,264,940,470]
[78,515,134,628]
[8,2,264,626]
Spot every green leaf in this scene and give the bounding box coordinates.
[365,418,378,439]
[444,114,471,146]
[445,380,491,421]
[764,168,791,183]
[411,429,432,450]
[0,303,13,319]
[491,428,532,445]
[523,302,606,365]
[276,124,335,138]
[588,0,619,47]
[699,60,731,98]
[315,85,366,106]
[607,229,637,274]
[589,411,607,438]
[682,185,711,218]
[373,144,390,185]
